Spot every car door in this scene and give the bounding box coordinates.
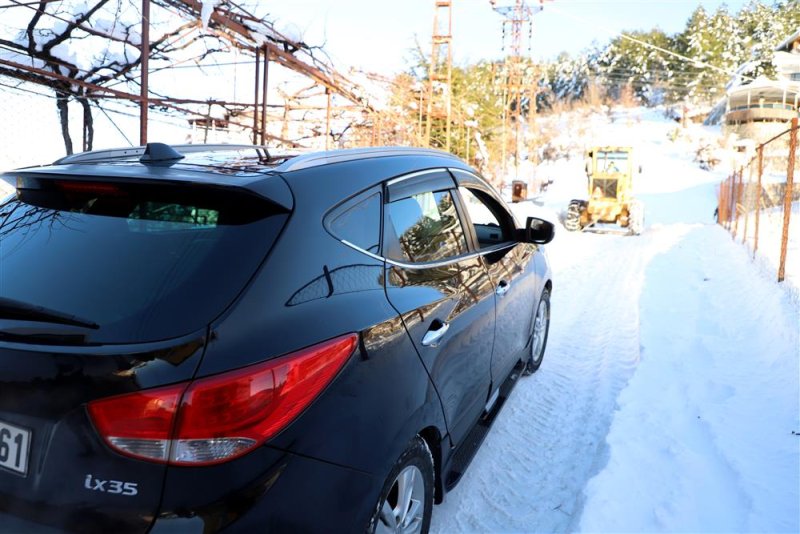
[382,169,496,447]
[451,169,538,384]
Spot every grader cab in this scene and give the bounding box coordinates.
[565,146,643,235]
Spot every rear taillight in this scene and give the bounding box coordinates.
[88,334,358,465]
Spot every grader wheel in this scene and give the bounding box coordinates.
[565,200,584,231]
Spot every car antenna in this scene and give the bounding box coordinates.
[139,143,185,163]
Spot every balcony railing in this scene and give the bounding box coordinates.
[726,106,799,124]
[728,103,797,112]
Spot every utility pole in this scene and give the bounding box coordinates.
[490,0,549,179]
[425,0,453,151]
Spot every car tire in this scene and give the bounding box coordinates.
[524,288,550,376]
[368,437,434,534]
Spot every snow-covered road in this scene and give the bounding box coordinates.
[432,108,800,533]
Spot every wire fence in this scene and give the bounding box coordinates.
[717,118,798,286]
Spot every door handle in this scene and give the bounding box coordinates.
[496,280,510,296]
[421,321,450,347]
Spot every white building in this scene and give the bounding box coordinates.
[724,30,800,143]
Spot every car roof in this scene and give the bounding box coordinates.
[2,144,468,210]
[48,143,460,173]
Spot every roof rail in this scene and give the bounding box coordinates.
[274,146,459,172]
[54,144,270,165]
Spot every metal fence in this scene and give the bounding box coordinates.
[717,117,798,284]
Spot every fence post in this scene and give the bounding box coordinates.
[728,174,736,231]
[733,168,744,238]
[743,163,752,245]
[720,179,728,225]
[725,176,732,229]
[754,146,763,258]
[778,117,797,282]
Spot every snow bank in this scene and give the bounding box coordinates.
[579,223,800,532]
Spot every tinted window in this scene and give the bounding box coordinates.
[0,179,287,344]
[459,187,511,248]
[387,190,467,263]
[327,192,381,253]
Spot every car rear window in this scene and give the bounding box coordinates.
[0,178,288,344]
[325,190,381,254]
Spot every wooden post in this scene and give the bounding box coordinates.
[728,174,736,231]
[203,100,211,143]
[325,88,331,150]
[260,46,269,145]
[83,107,89,152]
[466,124,471,162]
[778,117,798,282]
[253,47,260,144]
[139,0,150,145]
[733,168,744,238]
[418,90,424,146]
[754,146,763,258]
[501,84,508,179]
[743,162,753,245]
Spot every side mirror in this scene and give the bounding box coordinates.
[518,216,554,244]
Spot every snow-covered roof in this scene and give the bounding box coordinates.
[727,76,799,97]
[775,29,800,53]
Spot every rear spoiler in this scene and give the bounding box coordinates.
[2,166,293,213]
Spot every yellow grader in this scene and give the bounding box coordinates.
[565,146,644,235]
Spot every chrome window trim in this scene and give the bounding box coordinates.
[341,239,516,269]
[340,240,386,263]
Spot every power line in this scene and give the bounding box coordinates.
[96,104,135,147]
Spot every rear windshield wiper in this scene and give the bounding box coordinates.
[0,297,99,329]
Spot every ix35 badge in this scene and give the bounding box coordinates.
[84,474,138,496]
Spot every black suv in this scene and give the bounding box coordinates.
[0,144,553,533]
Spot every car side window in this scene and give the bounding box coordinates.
[326,191,381,253]
[386,190,468,263]
[458,186,512,248]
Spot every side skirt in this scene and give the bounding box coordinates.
[441,360,525,492]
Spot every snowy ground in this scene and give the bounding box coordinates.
[432,108,800,533]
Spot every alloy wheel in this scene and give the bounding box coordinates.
[375,465,425,534]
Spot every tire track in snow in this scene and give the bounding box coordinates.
[430,227,685,533]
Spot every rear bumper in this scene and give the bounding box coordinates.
[0,513,64,533]
[151,446,380,533]
[0,447,379,534]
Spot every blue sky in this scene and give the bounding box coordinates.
[263,0,752,74]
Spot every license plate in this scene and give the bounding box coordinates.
[0,420,31,476]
